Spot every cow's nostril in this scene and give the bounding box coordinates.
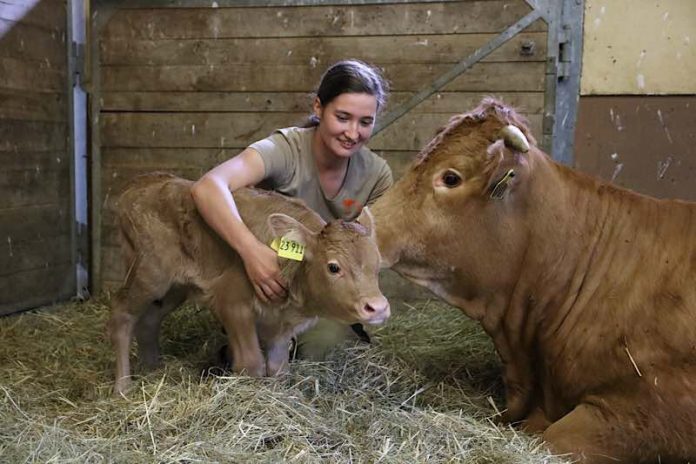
[364,304,375,313]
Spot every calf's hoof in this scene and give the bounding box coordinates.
[113,377,132,397]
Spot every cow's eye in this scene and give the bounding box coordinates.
[442,170,462,187]
[328,262,341,274]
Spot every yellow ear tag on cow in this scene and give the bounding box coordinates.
[270,237,305,261]
[490,169,516,200]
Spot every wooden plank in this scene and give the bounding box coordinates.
[100,111,303,148]
[101,245,125,285]
[102,1,546,39]
[101,90,544,114]
[0,90,66,122]
[0,234,71,277]
[0,18,67,67]
[0,264,74,315]
[101,62,545,92]
[0,166,70,209]
[102,147,234,170]
[0,0,66,31]
[100,111,543,151]
[102,91,310,113]
[100,32,547,66]
[376,150,419,180]
[0,150,67,169]
[0,120,66,151]
[0,57,66,92]
[0,204,71,240]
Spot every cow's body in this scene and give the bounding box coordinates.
[371,99,696,463]
[110,173,388,395]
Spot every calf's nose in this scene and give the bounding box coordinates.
[359,296,390,324]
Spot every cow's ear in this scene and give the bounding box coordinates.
[483,139,528,200]
[268,214,316,255]
[355,206,376,241]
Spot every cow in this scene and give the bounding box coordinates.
[370,98,696,463]
[109,173,389,395]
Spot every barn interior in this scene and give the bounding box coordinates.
[1,0,694,462]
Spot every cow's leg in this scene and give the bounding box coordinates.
[543,403,624,463]
[134,286,187,370]
[520,406,552,433]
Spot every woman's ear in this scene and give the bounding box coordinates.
[312,97,323,121]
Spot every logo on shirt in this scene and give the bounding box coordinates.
[342,198,363,220]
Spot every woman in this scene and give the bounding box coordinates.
[191,59,392,360]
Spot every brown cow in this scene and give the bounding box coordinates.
[109,173,389,395]
[371,98,696,463]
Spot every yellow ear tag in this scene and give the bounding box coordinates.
[490,169,516,200]
[270,237,305,261]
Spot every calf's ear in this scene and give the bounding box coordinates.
[268,214,316,248]
[355,206,376,241]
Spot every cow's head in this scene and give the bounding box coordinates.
[371,98,537,299]
[268,207,389,325]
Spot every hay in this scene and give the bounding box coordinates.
[0,298,569,463]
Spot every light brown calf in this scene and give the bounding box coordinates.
[371,99,696,463]
[110,173,389,395]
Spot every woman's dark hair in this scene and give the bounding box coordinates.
[304,59,389,127]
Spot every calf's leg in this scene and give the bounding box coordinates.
[213,296,265,377]
[265,336,292,376]
[110,285,156,395]
[134,286,188,370]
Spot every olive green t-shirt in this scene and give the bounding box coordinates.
[249,126,393,222]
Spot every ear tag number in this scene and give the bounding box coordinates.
[270,237,305,261]
[490,169,516,200]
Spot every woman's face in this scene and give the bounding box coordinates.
[313,92,378,159]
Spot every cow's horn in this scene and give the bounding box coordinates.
[500,125,530,153]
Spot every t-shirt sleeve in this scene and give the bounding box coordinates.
[366,159,393,206]
[248,132,294,189]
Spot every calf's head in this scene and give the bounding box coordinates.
[371,98,537,292]
[268,207,390,325]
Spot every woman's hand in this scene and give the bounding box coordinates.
[241,241,288,303]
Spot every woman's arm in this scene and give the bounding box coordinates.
[191,148,287,302]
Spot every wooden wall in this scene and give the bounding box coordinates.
[0,0,73,314]
[97,0,548,290]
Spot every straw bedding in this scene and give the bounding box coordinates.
[0,297,568,463]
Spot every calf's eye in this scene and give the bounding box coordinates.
[442,170,462,187]
[328,262,341,274]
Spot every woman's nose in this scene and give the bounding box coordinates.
[345,123,359,140]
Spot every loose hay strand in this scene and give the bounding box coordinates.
[0,297,569,463]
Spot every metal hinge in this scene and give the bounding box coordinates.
[71,41,85,85]
[557,25,571,79]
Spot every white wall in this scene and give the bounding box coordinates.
[581,0,696,95]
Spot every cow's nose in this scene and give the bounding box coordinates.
[359,296,390,324]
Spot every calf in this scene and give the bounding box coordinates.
[110,173,389,394]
